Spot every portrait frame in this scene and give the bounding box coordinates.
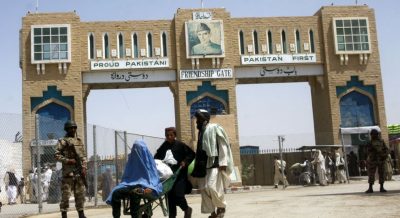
[185,20,225,59]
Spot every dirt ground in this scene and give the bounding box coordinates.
[25,179,400,218]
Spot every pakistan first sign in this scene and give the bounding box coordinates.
[241,54,316,65]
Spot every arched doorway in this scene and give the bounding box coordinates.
[340,91,375,128]
[190,96,227,116]
[37,102,71,140]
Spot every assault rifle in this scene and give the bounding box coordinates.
[66,139,88,189]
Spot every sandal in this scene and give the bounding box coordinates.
[209,211,218,218]
[132,187,153,195]
[216,208,226,218]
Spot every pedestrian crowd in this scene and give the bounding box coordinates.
[2,164,62,206]
[1,113,397,218]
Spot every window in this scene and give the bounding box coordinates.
[253,30,259,54]
[333,17,370,54]
[239,30,245,55]
[281,30,287,54]
[132,33,139,58]
[147,33,153,57]
[103,33,109,59]
[267,30,273,54]
[31,24,71,63]
[309,29,315,53]
[162,32,168,57]
[295,30,301,53]
[88,33,95,59]
[118,33,124,58]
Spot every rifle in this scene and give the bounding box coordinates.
[66,139,88,189]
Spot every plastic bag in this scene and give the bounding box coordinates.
[163,149,178,165]
[155,159,173,181]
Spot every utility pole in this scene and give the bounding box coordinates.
[278,135,285,177]
[36,0,39,13]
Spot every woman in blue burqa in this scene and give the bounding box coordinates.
[106,140,163,218]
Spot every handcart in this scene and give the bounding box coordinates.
[289,162,314,186]
[122,167,181,217]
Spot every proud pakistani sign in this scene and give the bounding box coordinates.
[91,58,169,70]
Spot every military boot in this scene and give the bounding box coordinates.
[365,183,373,193]
[380,183,387,192]
[61,211,67,218]
[78,210,87,218]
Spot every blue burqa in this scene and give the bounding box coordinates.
[106,140,163,204]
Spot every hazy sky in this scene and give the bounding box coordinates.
[1,0,399,149]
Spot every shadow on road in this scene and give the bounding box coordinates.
[297,189,400,197]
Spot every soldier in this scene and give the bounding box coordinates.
[365,129,389,193]
[55,120,87,218]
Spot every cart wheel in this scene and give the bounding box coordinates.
[142,213,152,218]
[299,173,311,186]
[140,205,152,218]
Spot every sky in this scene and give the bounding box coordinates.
[1,0,399,149]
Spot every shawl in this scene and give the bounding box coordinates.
[106,140,162,204]
[201,123,234,175]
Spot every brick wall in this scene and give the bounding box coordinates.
[20,6,387,180]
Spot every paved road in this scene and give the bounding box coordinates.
[16,179,399,218]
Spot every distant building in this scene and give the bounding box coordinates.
[388,124,400,140]
[240,145,260,155]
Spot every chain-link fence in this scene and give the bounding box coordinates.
[0,113,164,217]
[85,124,164,208]
[1,113,393,217]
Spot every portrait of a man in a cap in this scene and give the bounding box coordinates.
[186,21,224,57]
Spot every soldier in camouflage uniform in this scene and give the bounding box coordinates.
[365,129,389,193]
[55,120,87,218]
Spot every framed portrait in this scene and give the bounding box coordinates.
[185,20,225,59]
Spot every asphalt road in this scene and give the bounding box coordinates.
[17,178,400,218]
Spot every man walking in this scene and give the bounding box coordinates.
[100,167,114,202]
[335,150,347,183]
[154,127,195,218]
[4,168,18,205]
[55,120,87,218]
[191,109,234,218]
[273,156,289,188]
[365,129,389,193]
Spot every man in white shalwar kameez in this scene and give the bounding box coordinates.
[4,168,19,205]
[312,150,328,186]
[273,156,289,188]
[335,151,347,183]
[191,109,234,218]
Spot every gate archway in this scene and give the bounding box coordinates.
[20,6,388,182]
